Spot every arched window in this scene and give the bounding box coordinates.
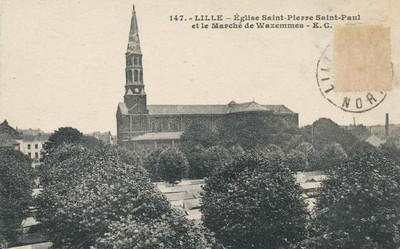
[134,70,138,81]
[140,70,143,82]
[133,57,138,65]
[126,70,132,82]
[139,57,142,65]
[151,122,156,132]
[127,57,132,66]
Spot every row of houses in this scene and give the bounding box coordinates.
[0,120,49,168]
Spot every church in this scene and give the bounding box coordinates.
[116,5,299,151]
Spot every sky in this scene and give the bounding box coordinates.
[1,0,399,134]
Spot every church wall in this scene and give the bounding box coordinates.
[120,139,178,154]
[119,112,298,144]
[146,114,224,133]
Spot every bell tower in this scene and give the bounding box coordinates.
[124,5,148,114]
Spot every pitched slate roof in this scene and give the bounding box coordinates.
[118,101,295,115]
[147,105,228,115]
[0,119,21,139]
[0,133,20,147]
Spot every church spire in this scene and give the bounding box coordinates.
[123,4,148,114]
[127,4,141,54]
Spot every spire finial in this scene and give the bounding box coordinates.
[127,4,141,54]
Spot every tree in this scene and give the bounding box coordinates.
[180,123,216,149]
[37,143,216,249]
[202,145,232,176]
[303,150,400,249]
[185,144,207,179]
[202,151,309,249]
[180,123,216,179]
[43,127,83,153]
[379,142,400,164]
[218,114,271,150]
[143,147,165,181]
[296,142,319,171]
[158,147,189,184]
[301,118,360,153]
[318,143,347,171]
[0,148,34,246]
[94,212,219,249]
[284,149,308,172]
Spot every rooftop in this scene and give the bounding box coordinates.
[119,101,295,116]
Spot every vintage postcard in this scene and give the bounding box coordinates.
[1,0,399,248]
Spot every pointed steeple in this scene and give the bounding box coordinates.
[127,4,141,54]
[123,3,148,114]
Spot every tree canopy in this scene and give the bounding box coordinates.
[202,151,309,249]
[158,147,189,184]
[0,148,34,246]
[43,127,84,153]
[218,114,272,150]
[301,118,360,153]
[302,150,400,249]
[37,143,217,249]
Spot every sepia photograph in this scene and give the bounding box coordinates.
[1,0,400,248]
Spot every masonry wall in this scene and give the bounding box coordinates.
[117,111,299,150]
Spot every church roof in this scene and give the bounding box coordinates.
[147,105,229,115]
[227,101,270,113]
[118,101,295,115]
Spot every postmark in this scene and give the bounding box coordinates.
[316,25,392,113]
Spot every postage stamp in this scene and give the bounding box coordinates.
[316,25,393,113]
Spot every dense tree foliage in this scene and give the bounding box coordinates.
[347,124,371,141]
[202,152,309,249]
[43,127,84,153]
[202,145,232,175]
[180,123,217,149]
[185,144,207,179]
[143,147,165,181]
[37,143,216,249]
[180,123,217,179]
[379,141,400,164]
[0,148,34,246]
[157,147,189,184]
[319,143,347,170]
[301,150,400,249]
[301,118,359,152]
[94,213,218,249]
[218,114,272,150]
[284,149,308,171]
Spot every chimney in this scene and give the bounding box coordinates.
[385,113,389,138]
[353,117,356,126]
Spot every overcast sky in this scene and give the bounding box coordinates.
[1,0,399,133]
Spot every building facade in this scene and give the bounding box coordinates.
[116,5,299,151]
[0,120,49,168]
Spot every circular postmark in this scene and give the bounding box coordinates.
[316,45,388,113]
